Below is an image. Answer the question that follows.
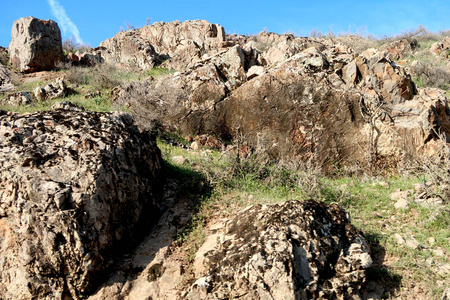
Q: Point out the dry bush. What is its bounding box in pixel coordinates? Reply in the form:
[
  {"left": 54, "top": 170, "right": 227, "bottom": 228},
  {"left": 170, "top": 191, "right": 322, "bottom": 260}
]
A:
[
  {"left": 114, "top": 78, "right": 187, "bottom": 131},
  {"left": 379, "top": 25, "right": 441, "bottom": 44},
  {"left": 64, "top": 64, "right": 130, "bottom": 90},
  {"left": 332, "top": 35, "right": 379, "bottom": 53},
  {"left": 411, "top": 61, "right": 450, "bottom": 90},
  {"left": 62, "top": 37, "right": 91, "bottom": 54},
  {"left": 420, "top": 135, "right": 450, "bottom": 201}
]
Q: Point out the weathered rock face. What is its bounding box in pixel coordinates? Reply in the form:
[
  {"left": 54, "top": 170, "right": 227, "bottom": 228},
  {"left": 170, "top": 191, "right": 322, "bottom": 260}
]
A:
[
  {"left": 0, "top": 47, "right": 8, "bottom": 65},
  {"left": 380, "top": 39, "right": 417, "bottom": 60},
  {"left": 8, "top": 17, "right": 63, "bottom": 73},
  {"left": 208, "top": 69, "right": 363, "bottom": 163},
  {"left": 104, "top": 22, "right": 447, "bottom": 169},
  {"left": 0, "top": 103, "right": 163, "bottom": 299},
  {"left": 99, "top": 20, "right": 226, "bottom": 70},
  {"left": 430, "top": 37, "right": 450, "bottom": 56},
  {"left": 0, "top": 65, "right": 12, "bottom": 93},
  {"left": 123, "top": 41, "right": 431, "bottom": 168},
  {"left": 186, "top": 200, "right": 372, "bottom": 299},
  {"left": 0, "top": 48, "right": 12, "bottom": 92}
]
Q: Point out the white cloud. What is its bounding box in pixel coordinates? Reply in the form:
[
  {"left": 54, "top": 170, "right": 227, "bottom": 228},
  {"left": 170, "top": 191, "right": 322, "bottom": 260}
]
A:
[{"left": 47, "top": 0, "right": 83, "bottom": 44}]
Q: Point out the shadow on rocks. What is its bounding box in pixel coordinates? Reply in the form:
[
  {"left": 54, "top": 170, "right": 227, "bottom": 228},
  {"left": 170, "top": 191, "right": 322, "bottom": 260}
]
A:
[
  {"left": 87, "top": 158, "right": 212, "bottom": 298},
  {"left": 363, "top": 231, "right": 402, "bottom": 299}
]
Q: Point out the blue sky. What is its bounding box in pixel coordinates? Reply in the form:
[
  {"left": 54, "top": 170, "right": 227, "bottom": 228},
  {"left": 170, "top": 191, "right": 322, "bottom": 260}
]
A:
[{"left": 1, "top": 0, "right": 448, "bottom": 48}]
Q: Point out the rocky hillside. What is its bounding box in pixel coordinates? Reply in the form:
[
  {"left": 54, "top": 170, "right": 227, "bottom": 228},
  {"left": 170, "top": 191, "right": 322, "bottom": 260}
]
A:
[
  {"left": 107, "top": 22, "right": 450, "bottom": 171},
  {"left": 0, "top": 17, "right": 449, "bottom": 299}
]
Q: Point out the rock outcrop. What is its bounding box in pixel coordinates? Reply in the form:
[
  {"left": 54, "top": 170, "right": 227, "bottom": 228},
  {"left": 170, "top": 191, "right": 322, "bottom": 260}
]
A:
[
  {"left": 8, "top": 17, "right": 63, "bottom": 72},
  {"left": 98, "top": 20, "right": 226, "bottom": 70},
  {"left": 120, "top": 36, "right": 444, "bottom": 169},
  {"left": 430, "top": 37, "right": 450, "bottom": 56},
  {"left": 0, "top": 103, "right": 163, "bottom": 299},
  {"left": 185, "top": 200, "right": 372, "bottom": 299}
]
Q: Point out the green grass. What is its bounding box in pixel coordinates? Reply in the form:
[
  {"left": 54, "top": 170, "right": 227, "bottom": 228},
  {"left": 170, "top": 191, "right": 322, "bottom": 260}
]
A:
[
  {"left": 145, "top": 67, "right": 175, "bottom": 78},
  {"left": 0, "top": 87, "right": 118, "bottom": 113}
]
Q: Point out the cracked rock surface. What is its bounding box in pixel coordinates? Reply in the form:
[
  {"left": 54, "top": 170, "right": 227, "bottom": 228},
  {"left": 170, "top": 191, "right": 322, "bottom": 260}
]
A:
[
  {"left": 185, "top": 200, "right": 372, "bottom": 300},
  {"left": 0, "top": 102, "right": 162, "bottom": 299}
]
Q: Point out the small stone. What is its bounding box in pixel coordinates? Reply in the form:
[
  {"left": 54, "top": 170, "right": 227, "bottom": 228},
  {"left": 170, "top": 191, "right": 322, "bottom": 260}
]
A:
[
  {"left": 428, "top": 237, "right": 436, "bottom": 245},
  {"left": 425, "top": 257, "right": 434, "bottom": 266},
  {"left": 405, "top": 238, "right": 420, "bottom": 250},
  {"left": 432, "top": 247, "right": 445, "bottom": 257},
  {"left": 191, "top": 141, "right": 200, "bottom": 151},
  {"left": 394, "top": 233, "right": 405, "bottom": 245},
  {"left": 377, "top": 181, "right": 390, "bottom": 188},
  {"left": 394, "top": 198, "right": 409, "bottom": 210},
  {"left": 390, "top": 190, "right": 410, "bottom": 201},
  {"left": 436, "top": 263, "right": 450, "bottom": 276},
  {"left": 172, "top": 155, "right": 187, "bottom": 165}
]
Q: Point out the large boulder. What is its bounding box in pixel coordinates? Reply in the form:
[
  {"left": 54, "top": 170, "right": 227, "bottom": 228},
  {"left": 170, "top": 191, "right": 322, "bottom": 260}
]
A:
[
  {"left": 187, "top": 200, "right": 371, "bottom": 299},
  {"left": 8, "top": 17, "right": 63, "bottom": 72},
  {"left": 0, "top": 103, "right": 163, "bottom": 299}
]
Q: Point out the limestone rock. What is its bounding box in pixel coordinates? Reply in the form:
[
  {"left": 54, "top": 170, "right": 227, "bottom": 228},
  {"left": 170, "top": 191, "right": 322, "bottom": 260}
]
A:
[
  {"left": 282, "top": 47, "right": 329, "bottom": 71},
  {"left": 394, "top": 233, "right": 406, "bottom": 245},
  {"left": 115, "top": 27, "right": 450, "bottom": 169},
  {"left": 394, "top": 198, "right": 410, "bottom": 210},
  {"left": 66, "top": 50, "right": 104, "bottom": 67},
  {"left": 380, "top": 39, "right": 417, "bottom": 60},
  {"left": 99, "top": 20, "right": 226, "bottom": 70},
  {"left": 0, "top": 46, "right": 8, "bottom": 65},
  {"left": 185, "top": 200, "right": 372, "bottom": 299},
  {"left": 246, "top": 65, "right": 266, "bottom": 80},
  {"left": 0, "top": 104, "right": 163, "bottom": 298},
  {"left": 1, "top": 91, "right": 33, "bottom": 106},
  {"left": 0, "top": 65, "right": 14, "bottom": 93},
  {"left": 430, "top": 37, "right": 450, "bottom": 56},
  {"left": 8, "top": 17, "right": 63, "bottom": 72},
  {"left": 252, "top": 31, "right": 325, "bottom": 66},
  {"left": 33, "top": 77, "right": 67, "bottom": 100},
  {"left": 171, "top": 155, "right": 187, "bottom": 165}
]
